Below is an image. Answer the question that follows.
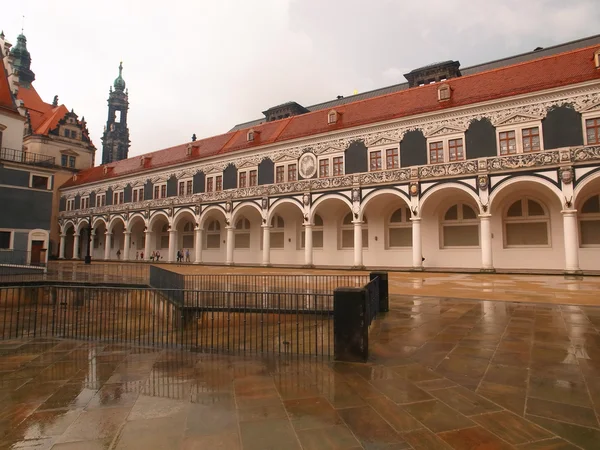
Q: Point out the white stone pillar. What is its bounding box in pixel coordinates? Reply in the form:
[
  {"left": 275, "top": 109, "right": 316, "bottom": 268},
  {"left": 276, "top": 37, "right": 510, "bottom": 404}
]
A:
[
  {"left": 123, "top": 232, "right": 131, "bottom": 261},
  {"left": 353, "top": 220, "right": 363, "bottom": 268},
  {"left": 562, "top": 209, "right": 581, "bottom": 274},
  {"left": 226, "top": 226, "right": 234, "bottom": 265},
  {"left": 411, "top": 217, "right": 423, "bottom": 270},
  {"left": 304, "top": 224, "right": 313, "bottom": 267},
  {"left": 168, "top": 230, "right": 176, "bottom": 263},
  {"left": 262, "top": 225, "right": 271, "bottom": 266},
  {"left": 73, "top": 233, "right": 80, "bottom": 260},
  {"left": 104, "top": 232, "right": 111, "bottom": 260},
  {"left": 194, "top": 227, "right": 203, "bottom": 264},
  {"left": 479, "top": 214, "right": 494, "bottom": 272},
  {"left": 59, "top": 234, "right": 66, "bottom": 259},
  {"left": 144, "top": 230, "right": 152, "bottom": 261}
]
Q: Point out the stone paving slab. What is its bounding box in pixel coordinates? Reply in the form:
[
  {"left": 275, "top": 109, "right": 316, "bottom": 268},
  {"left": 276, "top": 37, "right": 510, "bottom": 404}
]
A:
[{"left": 0, "top": 294, "right": 599, "bottom": 449}]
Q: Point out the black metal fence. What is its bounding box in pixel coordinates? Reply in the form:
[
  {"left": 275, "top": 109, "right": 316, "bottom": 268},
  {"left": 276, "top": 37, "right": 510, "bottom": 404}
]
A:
[
  {"left": 0, "top": 147, "right": 56, "bottom": 167},
  {"left": 0, "top": 285, "right": 334, "bottom": 357}
]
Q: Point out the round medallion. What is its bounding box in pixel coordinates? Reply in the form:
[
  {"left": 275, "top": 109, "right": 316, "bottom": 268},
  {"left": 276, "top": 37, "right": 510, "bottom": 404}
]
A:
[{"left": 299, "top": 153, "right": 317, "bottom": 179}]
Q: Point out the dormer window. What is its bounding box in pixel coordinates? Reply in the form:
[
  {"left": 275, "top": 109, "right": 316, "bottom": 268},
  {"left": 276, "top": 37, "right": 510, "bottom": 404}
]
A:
[
  {"left": 438, "top": 84, "right": 451, "bottom": 101},
  {"left": 103, "top": 166, "right": 108, "bottom": 175},
  {"left": 140, "top": 157, "right": 145, "bottom": 166},
  {"left": 328, "top": 110, "right": 338, "bottom": 124},
  {"left": 247, "top": 130, "right": 255, "bottom": 141},
  {"left": 186, "top": 144, "right": 193, "bottom": 156},
  {"left": 595, "top": 49, "right": 600, "bottom": 68}
]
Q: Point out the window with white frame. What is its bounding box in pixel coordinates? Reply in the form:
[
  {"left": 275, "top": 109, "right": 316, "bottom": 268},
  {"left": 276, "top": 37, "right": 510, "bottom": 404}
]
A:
[
  {"left": 328, "top": 110, "right": 338, "bottom": 124},
  {"left": 178, "top": 178, "right": 193, "bottom": 196},
  {"left": 583, "top": 115, "right": 600, "bottom": 145},
  {"left": 205, "top": 220, "right": 221, "bottom": 249},
  {"left": 81, "top": 196, "right": 90, "bottom": 210},
  {"left": 66, "top": 198, "right": 75, "bottom": 211},
  {"left": 113, "top": 190, "right": 124, "bottom": 205},
  {"left": 340, "top": 213, "right": 368, "bottom": 249},
  {"left": 238, "top": 167, "right": 258, "bottom": 188},
  {"left": 206, "top": 174, "right": 223, "bottom": 192},
  {"left": 441, "top": 203, "right": 479, "bottom": 248},
  {"left": 427, "top": 134, "right": 465, "bottom": 164},
  {"left": 0, "top": 230, "right": 14, "bottom": 249},
  {"left": 300, "top": 214, "right": 324, "bottom": 249},
  {"left": 96, "top": 193, "right": 106, "bottom": 207},
  {"left": 274, "top": 163, "right": 296, "bottom": 183},
  {"left": 318, "top": 154, "right": 344, "bottom": 178},
  {"left": 132, "top": 187, "right": 144, "bottom": 203},
  {"left": 153, "top": 183, "right": 167, "bottom": 199},
  {"left": 503, "top": 197, "right": 550, "bottom": 247},
  {"left": 579, "top": 194, "right": 600, "bottom": 246},
  {"left": 388, "top": 207, "right": 412, "bottom": 248},
  {"left": 368, "top": 146, "right": 400, "bottom": 171},
  {"left": 30, "top": 173, "right": 50, "bottom": 190},
  {"left": 497, "top": 122, "right": 543, "bottom": 156},
  {"left": 234, "top": 216, "right": 251, "bottom": 249},
  {"left": 270, "top": 215, "right": 285, "bottom": 248}
]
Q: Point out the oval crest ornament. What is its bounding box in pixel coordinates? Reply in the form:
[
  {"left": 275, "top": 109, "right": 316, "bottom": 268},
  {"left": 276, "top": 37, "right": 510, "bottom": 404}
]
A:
[{"left": 299, "top": 152, "right": 317, "bottom": 179}]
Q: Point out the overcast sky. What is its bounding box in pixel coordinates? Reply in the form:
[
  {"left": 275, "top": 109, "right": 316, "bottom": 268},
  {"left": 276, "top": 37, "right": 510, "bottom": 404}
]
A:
[{"left": 4, "top": 0, "right": 600, "bottom": 165}]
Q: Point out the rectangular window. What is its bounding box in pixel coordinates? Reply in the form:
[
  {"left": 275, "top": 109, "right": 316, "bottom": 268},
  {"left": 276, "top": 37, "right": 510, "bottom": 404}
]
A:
[
  {"left": 69, "top": 156, "right": 76, "bottom": 168},
  {"left": 0, "top": 231, "right": 11, "bottom": 249},
  {"left": 499, "top": 131, "right": 517, "bottom": 155},
  {"left": 448, "top": 138, "right": 464, "bottom": 161},
  {"left": 31, "top": 175, "right": 49, "bottom": 189},
  {"left": 66, "top": 199, "right": 74, "bottom": 211},
  {"left": 81, "top": 197, "right": 89, "bottom": 209},
  {"left": 64, "top": 129, "right": 70, "bottom": 137},
  {"left": 249, "top": 170, "right": 257, "bottom": 186},
  {"left": 133, "top": 189, "right": 138, "bottom": 203},
  {"left": 288, "top": 164, "right": 297, "bottom": 182},
  {"left": 239, "top": 171, "right": 247, "bottom": 188},
  {"left": 154, "top": 185, "right": 160, "bottom": 198},
  {"left": 276, "top": 166, "right": 285, "bottom": 183},
  {"left": 153, "top": 184, "right": 167, "bottom": 199},
  {"left": 132, "top": 187, "right": 143, "bottom": 203},
  {"left": 386, "top": 149, "right": 399, "bottom": 169},
  {"left": 319, "top": 159, "right": 329, "bottom": 178},
  {"left": 429, "top": 141, "right": 444, "bottom": 163},
  {"left": 178, "top": 181, "right": 185, "bottom": 196},
  {"left": 61, "top": 155, "right": 68, "bottom": 167},
  {"left": 96, "top": 194, "right": 105, "bottom": 207},
  {"left": 113, "top": 191, "right": 124, "bottom": 205},
  {"left": 370, "top": 150, "right": 382, "bottom": 171},
  {"left": 207, "top": 177, "right": 213, "bottom": 192},
  {"left": 215, "top": 175, "right": 222, "bottom": 191},
  {"left": 522, "top": 127, "right": 540, "bottom": 153},
  {"left": 333, "top": 156, "right": 344, "bottom": 176},
  {"left": 586, "top": 118, "right": 600, "bottom": 144},
  {"left": 160, "top": 185, "right": 166, "bottom": 198},
  {"left": 186, "top": 180, "right": 192, "bottom": 195}
]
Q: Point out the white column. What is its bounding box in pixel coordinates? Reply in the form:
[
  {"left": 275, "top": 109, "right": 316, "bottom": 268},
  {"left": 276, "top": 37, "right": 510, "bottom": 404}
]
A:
[
  {"left": 123, "top": 232, "right": 131, "bottom": 261},
  {"left": 73, "top": 233, "right": 80, "bottom": 260},
  {"left": 562, "top": 209, "right": 581, "bottom": 274},
  {"left": 353, "top": 221, "right": 363, "bottom": 268},
  {"left": 411, "top": 217, "right": 423, "bottom": 270},
  {"left": 262, "top": 225, "right": 271, "bottom": 266},
  {"left": 304, "top": 224, "right": 313, "bottom": 267},
  {"left": 144, "top": 230, "right": 152, "bottom": 260},
  {"left": 104, "top": 232, "right": 111, "bottom": 260},
  {"left": 479, "top": 214, "right": 494, "bottom": 272},
  {"left": 168, "top": 230, "right": 176, "bottom": 263},
  {"left": 59, "top": 234, "right": 66, "bottom": 259},
  {"left": 194, "top": 227, "right": 203, "bottom": 264},
  {"left": 225, "top": 226, "right": 234, "bottom": 265}
]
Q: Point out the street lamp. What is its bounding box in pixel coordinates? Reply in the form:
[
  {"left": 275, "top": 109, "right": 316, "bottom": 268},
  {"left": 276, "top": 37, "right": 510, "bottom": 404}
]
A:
[{"left": 84, "top": 215, "right": 92, "bottom": 264}]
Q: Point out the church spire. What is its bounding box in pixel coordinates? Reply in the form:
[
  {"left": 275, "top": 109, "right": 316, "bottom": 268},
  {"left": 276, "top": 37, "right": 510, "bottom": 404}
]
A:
[
  {"left": 10, "top": 33, "right": 35, "bottom": 88},
  {"left": 101, "top": 62, "right": 130, "bottom": 164},
  {"left": 113, "top": 61, "right": 126, "bottom": 91}
]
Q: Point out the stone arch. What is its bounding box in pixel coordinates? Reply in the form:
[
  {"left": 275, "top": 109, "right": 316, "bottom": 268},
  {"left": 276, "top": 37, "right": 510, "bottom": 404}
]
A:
[
  {"left": 76, "top": 219, "right": 90, "bottom": 234},
  {"left": 231, "top": 201, "right": 262, "bottom": 225},
  {"left": 92, "top": 216, "right": 108, "bottom": 229},
  {"left": 199, "top": 205, "right": 227, "bottom": 229},
  {"left": 148, "top": 211, "right": 171, "bottom": 230},
  {"left": 359, "top": 188, "right": 410, "bottom": 221},
  {"left": 173, "top": 208, "right": 196, "bottom": 229},
  {"left": 107, "top": 215, "right": 127, "bottom": 233},
  {"left": 420, "top": 182, "right": 480, "bottom": 214},
  {"left": 61, "top": 220, "right": 76, "bottom": 234},
  {"left": 126, "top": 213, "right": 146, "bottom": 232},
  {"left": 309, "top": 193, "right": 352, "bottom": 222},
  {"left": 574, "top": 169, "right": 600, "bottom": 207},
  {"left": 267, "top": 198, "right": 304, "bottom": 224},
  {"left": 489, "top": 176, "right": 563, "bottom": 210}
]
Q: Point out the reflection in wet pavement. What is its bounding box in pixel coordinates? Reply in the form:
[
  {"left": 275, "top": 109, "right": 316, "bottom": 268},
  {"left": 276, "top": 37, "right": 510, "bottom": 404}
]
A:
[{"left": 0, "top": 294, "right": 599, "bottom": 449}]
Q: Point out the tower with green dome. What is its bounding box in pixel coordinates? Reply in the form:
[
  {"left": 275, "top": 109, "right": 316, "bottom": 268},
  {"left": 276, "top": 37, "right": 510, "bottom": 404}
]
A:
[{"left": 101, "top": 62, "right": 130, "bottom": 164}]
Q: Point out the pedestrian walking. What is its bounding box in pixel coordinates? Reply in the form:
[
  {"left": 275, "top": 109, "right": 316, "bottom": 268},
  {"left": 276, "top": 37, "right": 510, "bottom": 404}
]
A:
[{"left": 185, "top": 249, "right": 190, "bottom": 262}]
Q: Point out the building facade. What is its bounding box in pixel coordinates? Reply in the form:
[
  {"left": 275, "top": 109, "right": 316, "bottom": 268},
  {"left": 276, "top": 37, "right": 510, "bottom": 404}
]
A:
[
  {"left": 58, "top": 37, "right": 600, "bottom": 273},
  {"left": 101, "top": 62, "right": 130, "bottom": 164},
  {"left": 0, "top": 32, "right": 96, "bottom": 257},
  {"left": 0, "top": 43, "right": 52, "bottom": 265}
]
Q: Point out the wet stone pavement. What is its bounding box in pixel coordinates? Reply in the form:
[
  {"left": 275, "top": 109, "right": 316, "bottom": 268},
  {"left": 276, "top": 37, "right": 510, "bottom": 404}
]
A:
[{"left": 1, "top": 295, "right": 600, "bottom": 449}]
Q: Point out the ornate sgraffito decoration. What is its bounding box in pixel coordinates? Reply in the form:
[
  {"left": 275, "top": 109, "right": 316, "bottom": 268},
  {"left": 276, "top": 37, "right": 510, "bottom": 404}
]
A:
[
  {"left": 419, "top": 161, "right": 478, "bottom": 179},
  {"left": 302, "top": 193, "right": 310, "bottom": 207},
  {"left": 225, "top": 200, "right": 232, "bottom": 213},
  {"left": 572, "top": 145, "right": 600, "bottom": 162},
  {"left": 299, "top": 152, "right": 317, "bottom": 179},
  {"left": 409, "top": 183, "right": 419, "bottom": 197},
  {"left": 560, "top": 166, "right": 574, "bottom": 184},
  {"left": 478, "top": 175, "right": 489, "bottom": 191},
  {"left": 487, "top": 151, "right": 560, "bottom": 172},
  {"left": 261, "top": 197, "right": 269, "bottom": 210}
]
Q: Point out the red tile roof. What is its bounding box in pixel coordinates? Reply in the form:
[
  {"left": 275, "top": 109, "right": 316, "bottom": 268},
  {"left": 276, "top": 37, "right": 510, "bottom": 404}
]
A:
[
  {"left": 62, "top": 44, "right": 600, "bottom": 189},
  {"left": 16, "top": 86, "right": 68, "bottom": 134},
  {"left": 0, "top": 52, "right": 20, "bottom": 116}
]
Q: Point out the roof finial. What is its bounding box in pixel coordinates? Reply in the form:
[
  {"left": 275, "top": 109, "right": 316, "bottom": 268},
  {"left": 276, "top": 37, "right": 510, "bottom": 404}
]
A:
[{"left": 21, "top": 15, "right": 25, "bottom": 34}]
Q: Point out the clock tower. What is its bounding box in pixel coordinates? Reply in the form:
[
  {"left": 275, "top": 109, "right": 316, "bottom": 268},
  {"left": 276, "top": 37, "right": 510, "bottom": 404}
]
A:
[{"left": 101, "top": 62, "right": 130, "bottom": 164}]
